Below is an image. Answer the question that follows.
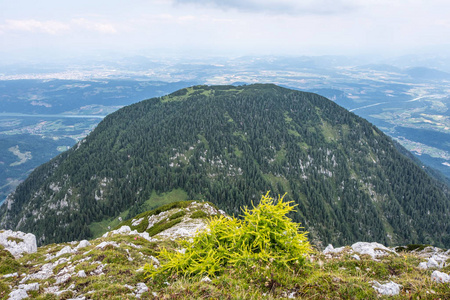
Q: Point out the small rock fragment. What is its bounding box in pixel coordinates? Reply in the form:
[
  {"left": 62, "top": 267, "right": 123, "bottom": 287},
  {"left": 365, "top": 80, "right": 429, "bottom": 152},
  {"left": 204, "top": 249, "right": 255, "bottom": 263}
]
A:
[
  {"left": 201, "top": 276, "right": 212, "bottom": 283},
  {"left": 372, "top": 281, "right": 401, "bottom": 296},
  {"left": 77, "top": 270, "right": 87, "bottom": 278}
]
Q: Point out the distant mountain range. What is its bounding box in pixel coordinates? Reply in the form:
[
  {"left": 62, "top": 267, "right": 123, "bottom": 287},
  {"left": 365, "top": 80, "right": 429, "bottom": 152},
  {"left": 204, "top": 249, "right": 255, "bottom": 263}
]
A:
[{"left": 1, "top": 84, "right": 449, "bottom": 248}]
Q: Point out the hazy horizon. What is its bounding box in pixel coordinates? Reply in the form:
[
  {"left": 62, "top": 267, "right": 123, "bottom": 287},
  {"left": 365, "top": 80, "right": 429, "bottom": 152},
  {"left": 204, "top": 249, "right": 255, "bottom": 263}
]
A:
[{"left": 1, "top": 0, "right": 450, "bottom": 63}]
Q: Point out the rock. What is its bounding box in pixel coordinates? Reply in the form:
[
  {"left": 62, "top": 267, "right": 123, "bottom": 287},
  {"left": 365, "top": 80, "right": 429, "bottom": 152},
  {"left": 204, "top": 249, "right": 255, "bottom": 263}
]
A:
[
  {"left": 431, "top": 270, "right": 450, "bottom": 283},
  {"left": 55, "top": 273, "right": 71, "bottom": 285},
  {"left": 201, "top": 276, "right": 212, "bottom": 283},
  {"left": 116, "top": 226, "right": 130, "bottom": 234},
  {"left": 77, "top": 270, "right": 87, "bottom": 278},
  {"left": 135, "top": 282, "right": 149, "bottom": 298},
  {"left": 0, "top": 230, "right": 37, "bottom": 257},
  {"left": 149, "top": 255, "right": 160, "bottom": 266},
  {"left": 55, "top": 245, "right": 73, "bottom": 258},
  {"left": 372, "top": 281, "right": 401, "bottom": 296},
  {"left": 426, "top": 257, "right": 439, "bottom": 269},
  {"left": 132, "top": 217, "right": 144, "bottom": 226},
  {"left": 8, "top": 289, "right": 29, "bottom": 300},
  {"left": 418, "top": 255, "right": 448, "bottom": 269},
  {"left": 17, "top": 282, "right": 39, "bottom": 291},
  {"left": 21, "top": 262, "right": 54, "bottom": 282},
  {"left": 352, "top": 254, "right": 361, "bottom": 261},
  {"left": 323, "top": 244, "right": 346, "bottom": 254},
  {"left": 3, "top": 272, "right": 18, "bottom": 278},
  {"left": 96, "top": 241, "right": 119, "bottom": 249},
  {"left": 75, "top": 240, "right": 91, "bottom": 249},
  {"left": 352, "top": 242, "right": 395, "bottom": 259}
]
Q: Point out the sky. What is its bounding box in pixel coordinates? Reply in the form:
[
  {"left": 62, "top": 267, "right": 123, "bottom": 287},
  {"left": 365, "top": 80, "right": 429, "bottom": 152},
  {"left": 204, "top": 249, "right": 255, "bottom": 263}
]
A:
[{"left": 1, "top": 0, "right": 450, "bottom": 61}]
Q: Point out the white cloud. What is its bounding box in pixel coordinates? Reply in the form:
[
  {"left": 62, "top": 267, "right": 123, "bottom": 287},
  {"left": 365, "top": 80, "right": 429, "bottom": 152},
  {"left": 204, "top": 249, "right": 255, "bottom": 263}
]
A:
[
  {"left": 173, "top": 0, "right": 359, "bottom": 15},
  {"left": 71, "top": 19, "right": 118, "bottom": 34},
  {"left": 0, "top": 18, "right": 118, "bottom": 35},
  {"left": 0, "top": 19, "right": 70, "bottom": 35}
]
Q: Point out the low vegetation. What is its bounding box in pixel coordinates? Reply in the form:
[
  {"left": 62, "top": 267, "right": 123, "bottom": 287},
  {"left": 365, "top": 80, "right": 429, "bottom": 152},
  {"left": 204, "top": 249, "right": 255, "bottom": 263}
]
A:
[
  {"left": 144, "top": 192, "right": 311, "bottom": 278},
  {"left": 1, "top": 196, "right": 450, "bottom": 299}
]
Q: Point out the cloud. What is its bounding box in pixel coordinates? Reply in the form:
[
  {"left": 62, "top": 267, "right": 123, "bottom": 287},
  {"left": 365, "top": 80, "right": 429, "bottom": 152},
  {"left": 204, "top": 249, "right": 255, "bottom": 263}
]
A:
[
  {"left": 0, "top": 18, "right": 118, "bottom": 35},
  {"left": 0, "top": 19, "right": 70, "bottom": 35},
  {"left": 173, "top": 0, "right": 358, "bottom": 15},
  {"left": 71, "top": 19, "right": 117, "bottom": 34}
]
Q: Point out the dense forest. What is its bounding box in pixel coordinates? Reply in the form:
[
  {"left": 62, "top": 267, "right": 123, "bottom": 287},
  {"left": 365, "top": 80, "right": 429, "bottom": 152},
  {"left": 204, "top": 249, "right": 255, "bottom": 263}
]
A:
[{"left": 1, "top": 84, "right": 449, "bottom": 247}]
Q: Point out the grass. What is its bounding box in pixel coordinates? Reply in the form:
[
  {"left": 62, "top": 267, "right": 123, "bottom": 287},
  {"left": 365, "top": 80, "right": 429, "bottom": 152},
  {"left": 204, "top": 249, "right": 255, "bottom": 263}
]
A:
[
  {"left": 6, "top": 236, "right": 23, "bottom": 243},
  {"left": 2, "top": 232, "right": 450, "bottom": 299},
  {"left": 2, "top": 200, "right": 450, "bottom": 300},
  {"left": 89, "top": 189, "right": 189, "bottom": 238}
]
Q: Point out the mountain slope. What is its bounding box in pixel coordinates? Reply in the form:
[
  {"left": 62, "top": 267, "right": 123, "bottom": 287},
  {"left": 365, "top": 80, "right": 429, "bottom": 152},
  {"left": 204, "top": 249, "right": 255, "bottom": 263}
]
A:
[{"left": 1, "top": 84, "right": 449, "bottom": 247}]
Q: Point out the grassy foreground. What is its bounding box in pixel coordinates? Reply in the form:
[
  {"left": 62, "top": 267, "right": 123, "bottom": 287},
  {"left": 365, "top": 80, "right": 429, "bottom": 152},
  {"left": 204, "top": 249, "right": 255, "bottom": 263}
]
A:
[
  {"left": 2, "top": 239, "right": 450, "bottom": 299},
  {"left": 1, "top": 195, "right": 449, "bottom": 299}
]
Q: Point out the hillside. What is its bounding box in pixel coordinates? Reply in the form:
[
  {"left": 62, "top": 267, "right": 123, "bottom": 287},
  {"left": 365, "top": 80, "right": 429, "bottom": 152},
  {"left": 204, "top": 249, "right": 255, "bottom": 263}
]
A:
[
  {"left": 1, "top": 202, "right": 450, "bottom": 299},
  {"left": 1, "top": 84, "right": 450, "bottom": 247}
]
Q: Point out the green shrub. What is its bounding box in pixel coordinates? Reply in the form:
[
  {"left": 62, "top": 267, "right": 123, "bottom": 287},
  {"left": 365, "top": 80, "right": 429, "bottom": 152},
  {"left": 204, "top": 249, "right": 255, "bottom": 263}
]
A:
[
  {"left": 144, "top": 192, "right": 311, "bottom": 277},
  {"left": 190, "top": 210, "right": 208, "bottom": 219},
  {"left": 147, "top": 218, "right": 183, "bottom": 237},
  {"left": 169, "top": 210, "right": 186, "bottom": 220}
]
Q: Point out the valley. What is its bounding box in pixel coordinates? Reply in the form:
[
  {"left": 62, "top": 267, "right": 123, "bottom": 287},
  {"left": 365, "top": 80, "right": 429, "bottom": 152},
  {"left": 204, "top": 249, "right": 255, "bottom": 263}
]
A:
[{"left": 1, "top": 56, "right": 449, "bottom": 206}]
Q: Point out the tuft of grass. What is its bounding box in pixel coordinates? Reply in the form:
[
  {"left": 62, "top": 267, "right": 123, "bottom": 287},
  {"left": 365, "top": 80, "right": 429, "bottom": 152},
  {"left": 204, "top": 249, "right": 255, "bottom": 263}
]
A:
[
  {"left": 6, "top": 236, "right": 24, "bottom": 243},
  {"left": 0, "top": 246, "right": 21, "bottom": 275}
]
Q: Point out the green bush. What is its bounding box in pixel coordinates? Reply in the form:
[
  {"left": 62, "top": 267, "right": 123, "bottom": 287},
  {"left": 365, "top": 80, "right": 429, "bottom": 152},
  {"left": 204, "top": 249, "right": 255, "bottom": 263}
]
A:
[
  {"left": 190, "top": 210, "right": 208, "bottom": 219},
  {"left": 144, "top": 192, "right": 311, "bottom": 277}
]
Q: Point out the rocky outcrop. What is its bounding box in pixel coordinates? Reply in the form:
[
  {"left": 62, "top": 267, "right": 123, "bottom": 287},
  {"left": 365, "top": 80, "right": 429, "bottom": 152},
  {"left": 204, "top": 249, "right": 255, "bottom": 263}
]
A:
[
  {"left": 351, "top": 242, "right": 397, "bottom": 259},
  {"left": 0, "top": 229, "right": 36, "bottom": 257}
]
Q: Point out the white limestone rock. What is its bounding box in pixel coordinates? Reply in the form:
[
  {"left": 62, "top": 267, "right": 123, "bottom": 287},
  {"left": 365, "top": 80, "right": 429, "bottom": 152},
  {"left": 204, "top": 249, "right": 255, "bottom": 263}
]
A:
[
  {"left": 426, "top": 257, "right": 440, "bottom": 269},
  {"left": 135, "top": 282, "right": 149, "bottom": 298},
  {"left": 21, "top": 262, "right": 54, "bottom": 282},
  {"left": 55, "top": 273, "right": 71, "bottom": 285},
  {"left": 96, "top": 241, "right": 119, "bottom": 249},
  {"left": 77, "top": 270, "right": 87, "bottom": 278},
  {"left": 8, "top": 289, "right": 29, "bottom": 300},
  {"left": 323, "top": 244, "right": 346, "bottom": 254},
  {"left": 0, "top": 230, "right": 37, "bottom": 257},
  {"left": 55, "top": 245, "right": 73, "bottom": 258},
  {"left": 75, "top": 240, "right": 91, "bottom": 249},
  {"left": 3, "top": 272, "right": 18, "bottom": 278},
  {"left": 351, "top": 242, "right": 396, "bottom": 259},
  {"left": 431, "top": 270, "right": 450, "bottom": 283},
  {"left": 17, "top": 282, "right": 39, "bottom": 291},
  {"left": 418, "top": 255, "right": 448, "bottom": 269},
  {"left": 372, "top": 281, "right": 401, "bottom": 296}
]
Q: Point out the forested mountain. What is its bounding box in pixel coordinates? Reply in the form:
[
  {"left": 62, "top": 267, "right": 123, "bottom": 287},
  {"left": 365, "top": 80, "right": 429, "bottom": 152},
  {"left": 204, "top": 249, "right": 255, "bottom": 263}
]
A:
[{"left": 1, "top": 84, "right": 449, "bottom": 247}]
